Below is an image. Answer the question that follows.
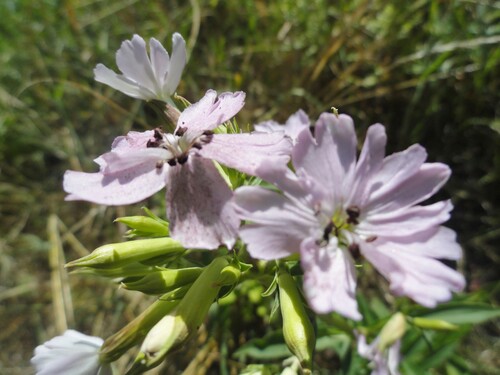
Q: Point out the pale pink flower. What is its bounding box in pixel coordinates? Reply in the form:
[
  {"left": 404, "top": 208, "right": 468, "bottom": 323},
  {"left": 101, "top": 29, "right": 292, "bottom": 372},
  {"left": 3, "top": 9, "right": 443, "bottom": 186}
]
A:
[
  {"left": 94, "top": 33, "right": 186, "bottom": 102},
  {"left": 64, "top": 90, "right": 291, "bottom": 249},
  {"left": 254, "top": 109, "right": 310, "bottom": 145},
  {"left": 357, "top": 334, "right": 401, "bottom": 375},
  {"left": 31, "top": 330, "right": 111, "bottom": 375},
  {"left": 234, "top": 112, "right": 465, "bottom": 319}
]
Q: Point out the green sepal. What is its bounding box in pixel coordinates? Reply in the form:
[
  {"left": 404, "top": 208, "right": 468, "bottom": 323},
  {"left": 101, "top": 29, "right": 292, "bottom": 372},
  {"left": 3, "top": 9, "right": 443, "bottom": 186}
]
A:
[{"left": 121, "top": 267, "right": 203, "bottom": 295}]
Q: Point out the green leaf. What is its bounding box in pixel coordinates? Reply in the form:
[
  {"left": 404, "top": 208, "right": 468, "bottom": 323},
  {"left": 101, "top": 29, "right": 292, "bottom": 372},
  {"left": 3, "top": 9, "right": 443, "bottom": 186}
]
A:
[{"left": 418, "top": 303, "right": 500, "bottom": 324}]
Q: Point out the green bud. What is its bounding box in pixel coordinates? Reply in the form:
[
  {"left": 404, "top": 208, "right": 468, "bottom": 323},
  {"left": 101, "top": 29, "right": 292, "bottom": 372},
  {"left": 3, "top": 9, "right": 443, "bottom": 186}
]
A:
[
  {"left": 278, "top": 269, "right": 315, "bottom": 373},
  {"left": 115, "top": 216, "right": 169, "bottom": 238},
  {"left": 65, "top": 238, "right": 184, "bottom": 269},
  {"left": 126, "top": 257, "right": 230, "bottom": 374},
  {"left": 411, "top": 317, "right": 458, "bottom": 331},
  {"left": 99, "top": 291, "right": 181, "bottom": 363},
  {"left": 377, "top": 313, "right": 406, "bottom": 351},
  {"left": 70, "top": 263, "right": 157, "bottom": 279},
  {"left": 121, "top": 267, "right": 203, "bottom": 295}
]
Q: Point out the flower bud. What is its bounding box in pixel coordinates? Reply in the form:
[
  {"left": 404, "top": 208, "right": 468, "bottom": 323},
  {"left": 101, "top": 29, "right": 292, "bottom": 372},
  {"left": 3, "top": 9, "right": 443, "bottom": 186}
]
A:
[
  {"left": 126, "top": 257, "right": 231, "bottom": 374},
  {"left": 411, "top": 317, "right": 458, "bottom": 331},
  {"left": 65, "top": 238, "right": 184, "bottom": 269},
  {"left": 121, "top": 267, "right": 203, "bottom": 295},
  {"left": 99, "top": 293, "right": 181, "bottom": 363},
  {"left": 115, "top": 215, "right": 169, "bottom": 238},
  {"left": 377, "top": 313, "right": 406, "bottom": 352},
  {"left": 70, "top": 262, "right": 157, "bottom": 279},
  {"left": 278, "top": 269, "right": 315, "bottom": 373}
]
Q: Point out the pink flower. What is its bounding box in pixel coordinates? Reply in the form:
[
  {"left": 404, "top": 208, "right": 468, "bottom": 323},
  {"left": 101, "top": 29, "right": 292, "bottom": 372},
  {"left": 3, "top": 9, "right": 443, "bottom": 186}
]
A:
[
  {"left": 64, "top": 90, "right": 291, "bottom": 249},
  {"left": 94, "top": 33, "right": 186, "bottom": 102},
  {"left": 31, "top": 330, "right": 111, "bottom": 375},
  {"left": 234, "top": 112, "right": 465, "bottom": 319}
]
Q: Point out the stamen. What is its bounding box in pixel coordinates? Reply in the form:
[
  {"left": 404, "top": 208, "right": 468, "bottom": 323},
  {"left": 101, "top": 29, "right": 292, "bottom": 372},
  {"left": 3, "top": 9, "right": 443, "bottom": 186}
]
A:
[
  {"left": 175, "top": 126, "right": 187, "bottom": 136},
  {"left": 167, "top": 159, "right": 177, "bottom": 166},
  {"left": 177, "top": 153, "right": 189, "bottom": 165},
  {"left": 147, "top": 140, "right": 160, "bottom": 148},
  {"left": 365, "top": 236, "right": 377, "bottom": 243},
  {"left": 192, "top": 142, "right": 202, "bottom": 150},
  {"left": 153, "top": 128, "right": 163, "bottom": 140},
  {"left": 155, "top": 161, "right": 164, "bottom": 169},
  {"left": 346, "top": 206, "right": 360, "bottom": 225},
  {"left": 322, "top": 221, "right": 335, "bottom": 242},
  {"left": 348, "top": 243, "right": 361, "bottom": 260}
]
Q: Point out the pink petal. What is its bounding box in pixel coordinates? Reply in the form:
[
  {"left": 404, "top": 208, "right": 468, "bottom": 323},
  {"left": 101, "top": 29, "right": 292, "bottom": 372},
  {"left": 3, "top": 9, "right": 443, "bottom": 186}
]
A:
[
  {"left": 293, "top": 113, "right": 358, "bottom": 204},
  {"left": 234, "top": 186, "right": 317, "bottom": 259},
  {"left": 346, "top": 124, "right": 387, "bottom": 207},
  {"left": 367, "top": 162, "right": 450, "bottom": 213},
  {"left": 100, "top": 148, "right": 170, "bottom": 174},
  {"left": 300, "top": 238, "right": 361, "bottom": 320},
  {"left": 116, "top": 35, "right": 157, "bottom": 93},
  {"left": 196, "top": 132, "right": 291, "bottom": 176},
  {"left": 110, "top": 130, "right": 155, "bottom": 151},
  {"left": 361, "top": 240, "right": 465, "bottom": 307},
  {"left": 358, "top": 200, "right": 453, "bottom": 237},
  {"left": 166, "top": 157, "right": 239, "bottom": 249},
  {"left": 377, "top": 226, "right": 462, "bottom": 261},
  {"left": 176, "top": 90, "right": 245, "bottom": 136},
  {"left": 63, "top": 161, "right": 167, "bottom": 205},
  {"left": 254, "top": 109, "right": 310, "bottom": 144}
]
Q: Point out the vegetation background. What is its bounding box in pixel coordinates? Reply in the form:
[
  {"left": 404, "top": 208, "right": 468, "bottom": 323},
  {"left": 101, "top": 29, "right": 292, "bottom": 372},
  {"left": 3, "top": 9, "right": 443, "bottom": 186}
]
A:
[{"left": 0, "top": 0, "right": 499, "bottom": 374}]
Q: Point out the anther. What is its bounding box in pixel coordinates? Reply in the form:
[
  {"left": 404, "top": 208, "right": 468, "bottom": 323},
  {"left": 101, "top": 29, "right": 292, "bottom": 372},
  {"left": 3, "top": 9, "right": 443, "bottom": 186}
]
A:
[
  {"left": 365, "top": 236, "right": 377, "bottom": 243},
  {"left": 346, "top": 206, "right": 360, "bottom": 225},
  {"left": 322, "top": 221, "right": 335, "bottom": 242},
  {"left": 348, "top": 243, "right": 361, "bottom": 260},
  {"left": 153, "top": 128, "right": 163, "bottom": 141},
  {"left": 167, "top": 159, "right": 177, "bottom": 166},
  {"left": 175, "top": 126, "right": 187, "bottom": 137},
  {"left": 177, "top": 153, "right": 189, "bottom": 165}
]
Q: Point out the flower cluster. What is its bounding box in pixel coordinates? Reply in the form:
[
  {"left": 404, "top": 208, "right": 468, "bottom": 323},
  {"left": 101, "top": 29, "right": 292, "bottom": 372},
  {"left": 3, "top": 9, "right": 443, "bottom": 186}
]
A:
[{"left": 33, "top": 33, "right": 465, "bottom": 375}]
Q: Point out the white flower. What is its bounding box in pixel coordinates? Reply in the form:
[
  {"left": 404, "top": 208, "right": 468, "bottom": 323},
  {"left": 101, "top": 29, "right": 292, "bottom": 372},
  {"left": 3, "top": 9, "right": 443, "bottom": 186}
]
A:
[
  {"left": 31, "top": 330, "right": 111, "bottom": 375},
  {"left": 94, "top": 33, "right": 186, "bottom": 102},
  {"left": 358, "top": 334, "right": 401, "bottom": 375}
]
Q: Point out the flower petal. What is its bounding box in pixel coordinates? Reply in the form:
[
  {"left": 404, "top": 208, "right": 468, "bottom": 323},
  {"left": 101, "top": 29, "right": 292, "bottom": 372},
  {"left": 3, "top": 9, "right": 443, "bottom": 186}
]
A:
[
  {"left": 254, "top": 109, "right": 310, "bottom": 144},
  {"left": 163, "top": 32, "right": 187, "bottom": 96},
  {"left": 115, "top": 34, "right": 157, "bottom": 93},
  {"left": 196, "top": 132, "right": 291, "bottom": 176},
  {"left": 31, "top": 330, "right": 105, "bottom": 375},
  {"left": 149, "top": 37, "right": 170, "bottom": 88},
  {"left": 63, "top": 161, "right": 167, "bottom": 205},
  {"left": 300, "top": 238, "right": 361, "bottom": 319},
  {"left": 293, "top": 113, "right": 357, "bottom": 203},
  {"left": 94, "top": 64, "right": 154, "bottom": 100},
  {"left": 358, "top": 200, "right": 453, "bottom": 237},
  {"left": 166, "top": 157, "right": 238, "bottom": 249},
  {"left": 368, "top": 162, "right": 450, "bottom": 213},
  {"left": 234, "top": 186, "right": 316, "bottom": 259},
  {"left": 177, "top": 90, "right": 245, "bottom": 136},
  {"left": 346, "top": 123, "right": 387, "bottom": 207},
  {"left": 361, "top": 240, "right": 465, "bottom": 307}
]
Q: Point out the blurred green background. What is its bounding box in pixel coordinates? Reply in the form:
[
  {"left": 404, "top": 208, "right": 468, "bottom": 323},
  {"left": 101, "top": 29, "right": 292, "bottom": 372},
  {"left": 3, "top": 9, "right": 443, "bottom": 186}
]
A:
[{"left": 0, "top": 0, "right": 499, "bottom": 374}]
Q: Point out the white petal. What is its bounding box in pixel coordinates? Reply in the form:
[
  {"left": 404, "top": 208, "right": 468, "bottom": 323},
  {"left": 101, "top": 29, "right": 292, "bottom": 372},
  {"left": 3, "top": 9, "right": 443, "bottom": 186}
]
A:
[
  {"left": 163, "top": 32, "right": 187, "bottom": 96},
  {"left": 115, "top": 34, "right": 157, "bottom": 93}
]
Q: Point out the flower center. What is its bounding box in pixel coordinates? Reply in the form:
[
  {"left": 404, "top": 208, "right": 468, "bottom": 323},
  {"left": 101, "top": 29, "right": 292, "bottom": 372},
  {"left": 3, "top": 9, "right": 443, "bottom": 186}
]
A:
[
  {"left": 319, "top": 205, "right": 370, "bottom": 260},
  {"left": 146, "top": 127, "right": 214, "bottom": 167}
]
